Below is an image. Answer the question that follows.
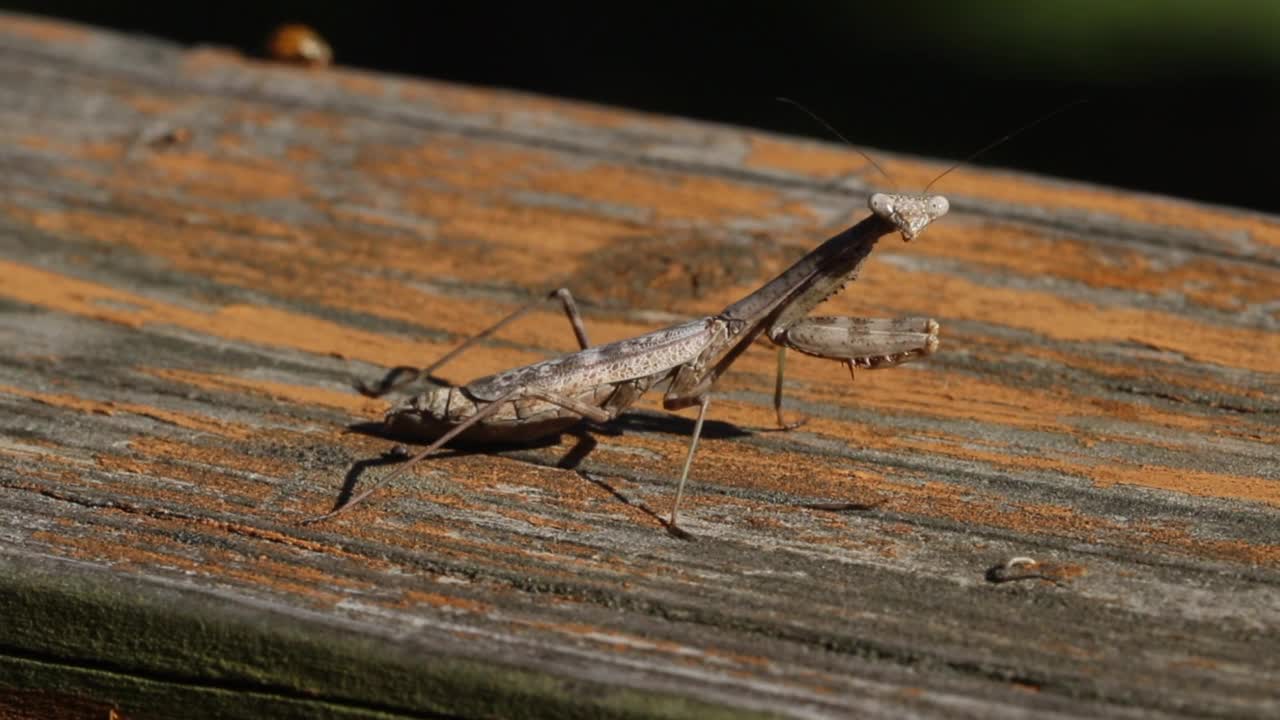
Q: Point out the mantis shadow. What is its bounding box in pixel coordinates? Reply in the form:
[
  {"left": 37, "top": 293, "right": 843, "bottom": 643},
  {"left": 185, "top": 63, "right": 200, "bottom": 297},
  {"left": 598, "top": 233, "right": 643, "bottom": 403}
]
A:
[
  {"left": 579, "top": 470, "right": 693, "bottom": 540},
  {"left": 603, "top": 410, "right": 748, "bottom": 441},
  {"left": 337, "top": 412, "right": 745, "bottom": 537},
  {"left": 334, "top": 420, "right": 573, "bottom": 512}
]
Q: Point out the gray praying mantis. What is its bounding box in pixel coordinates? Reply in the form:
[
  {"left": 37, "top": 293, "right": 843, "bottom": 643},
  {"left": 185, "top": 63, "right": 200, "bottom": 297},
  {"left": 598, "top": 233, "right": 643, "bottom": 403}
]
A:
[{"left": 305, "top": 189, "right": 949, "bottom": 536}]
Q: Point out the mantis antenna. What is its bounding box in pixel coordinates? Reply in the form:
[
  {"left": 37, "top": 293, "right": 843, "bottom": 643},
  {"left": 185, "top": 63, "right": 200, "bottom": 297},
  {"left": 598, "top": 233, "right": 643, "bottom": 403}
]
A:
[
  {"left": 775, "top": 96, "right": 896, "bottom": 188},
  {"left": 924, "top": 99, "right": 1088, "bottom": 192},
  {"left": 777, "top": 96, "right": 1087, "bottom": 193}
]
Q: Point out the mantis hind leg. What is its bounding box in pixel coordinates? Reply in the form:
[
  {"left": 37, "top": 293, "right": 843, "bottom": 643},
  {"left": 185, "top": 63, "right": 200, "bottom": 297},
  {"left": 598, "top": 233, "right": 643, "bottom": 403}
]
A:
[
  {"left": 355, "top": 288, "right": 592, "bottom": 398},
  {"left": 305, "top": 386, "right": 523, "bottom": 522},
  {"left": 308, "top": 385, "right": 611, "bottom": 523}
]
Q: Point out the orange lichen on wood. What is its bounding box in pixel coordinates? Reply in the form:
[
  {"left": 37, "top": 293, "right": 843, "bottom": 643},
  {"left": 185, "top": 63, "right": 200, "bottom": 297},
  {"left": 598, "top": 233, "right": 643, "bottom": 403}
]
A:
[
  {"left": 524, "top": 163, "right": 806, "bottom": 225},
  {"left": 142, "top": 151, "right": 305, "bottom": 201},
  {"left": 923, "top": 223, "right": 1280, "bottom": 311},
  {"left": 92, "top": 451, "right": 277, "bottom": 506},
  {"left": 1, "top": 383, "right": 256, "bottom": 440},
  {"left": 397, "top": 590, "right": 493, "bottom": 615},
  {"left": 858, "top": 265, "right": 1276, "bottom": 373},
  {"left": 145, "top": 368, "right": 382, "bottom": 417},
  {"left": 745, "top": 134, "right": 878, "bottom": 180},
  {"left": 1090, "top": 464, "right": 1280, "bottom": 507},
  {"left": 0, "top": 259, "right": 469, "bottom": 368},
  {"left": 411, "top": 77, "right": 681, "bottom": 133}
]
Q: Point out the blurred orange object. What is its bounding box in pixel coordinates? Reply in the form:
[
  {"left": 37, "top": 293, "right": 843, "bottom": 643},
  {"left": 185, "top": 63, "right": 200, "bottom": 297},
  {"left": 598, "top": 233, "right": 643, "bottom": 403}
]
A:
[{"left": 266, "top": 24, "right": 332, "bottom": 67}]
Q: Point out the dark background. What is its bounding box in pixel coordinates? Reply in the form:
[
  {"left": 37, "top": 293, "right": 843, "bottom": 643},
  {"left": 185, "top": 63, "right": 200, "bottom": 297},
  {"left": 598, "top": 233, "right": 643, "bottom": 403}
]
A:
[{"left": 8, "top": 1, "right": 1280, "bottom": 214}]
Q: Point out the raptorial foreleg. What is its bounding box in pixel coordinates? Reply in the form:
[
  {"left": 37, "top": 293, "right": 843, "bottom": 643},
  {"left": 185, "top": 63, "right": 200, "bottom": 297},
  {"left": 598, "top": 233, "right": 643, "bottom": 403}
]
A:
[{"left": 769, "top": 316, "right": 940, "bottom": 428}]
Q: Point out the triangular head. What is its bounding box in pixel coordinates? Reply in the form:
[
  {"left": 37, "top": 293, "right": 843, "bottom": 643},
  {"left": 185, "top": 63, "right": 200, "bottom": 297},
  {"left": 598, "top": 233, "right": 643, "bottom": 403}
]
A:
[{"left": 868, "top": 193, "right": 950, "bottom": 241}]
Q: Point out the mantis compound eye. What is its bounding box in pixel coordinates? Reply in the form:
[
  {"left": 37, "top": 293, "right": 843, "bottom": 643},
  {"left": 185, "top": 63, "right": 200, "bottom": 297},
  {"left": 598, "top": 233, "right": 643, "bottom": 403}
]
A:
[{"left": 868, "top": 193, "right": 892, "bottom": 216}]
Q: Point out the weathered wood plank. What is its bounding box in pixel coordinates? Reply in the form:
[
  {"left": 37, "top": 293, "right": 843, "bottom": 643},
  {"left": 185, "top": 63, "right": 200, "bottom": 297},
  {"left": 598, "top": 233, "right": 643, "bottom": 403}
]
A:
[{"left": 0, "top": 12, "right": 1276, "bottom": 719}]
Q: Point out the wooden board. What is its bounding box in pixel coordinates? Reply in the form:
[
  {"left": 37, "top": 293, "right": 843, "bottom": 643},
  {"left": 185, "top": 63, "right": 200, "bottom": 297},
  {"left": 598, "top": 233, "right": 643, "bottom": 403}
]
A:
[{"left": 1, "top": 12, "right": 1277, "bottom": 719}]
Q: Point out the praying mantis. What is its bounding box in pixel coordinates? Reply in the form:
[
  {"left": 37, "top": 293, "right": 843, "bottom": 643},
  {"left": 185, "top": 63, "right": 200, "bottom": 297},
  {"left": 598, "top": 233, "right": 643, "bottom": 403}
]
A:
[{"left": 307, "top": 191, "right": 949, "bottom": 536}]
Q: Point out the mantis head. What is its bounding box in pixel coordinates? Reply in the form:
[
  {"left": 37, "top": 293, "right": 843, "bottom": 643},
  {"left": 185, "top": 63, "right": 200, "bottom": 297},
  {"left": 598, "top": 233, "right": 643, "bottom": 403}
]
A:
[{"left": 868, "top": 193, "right": 949, "bottom": 242}]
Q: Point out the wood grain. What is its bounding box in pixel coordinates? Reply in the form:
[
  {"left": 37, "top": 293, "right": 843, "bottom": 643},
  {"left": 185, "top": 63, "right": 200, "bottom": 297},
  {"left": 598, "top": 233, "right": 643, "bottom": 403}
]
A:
[{"left": 0, "top": 12, "right": 1276, "bottom": 719}]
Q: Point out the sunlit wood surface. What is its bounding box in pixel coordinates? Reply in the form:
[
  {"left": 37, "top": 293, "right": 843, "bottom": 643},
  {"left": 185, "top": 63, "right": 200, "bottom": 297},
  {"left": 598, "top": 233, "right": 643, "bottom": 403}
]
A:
[{"left": 1, "top": 12, "right": 1277, "bottom": 719}]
